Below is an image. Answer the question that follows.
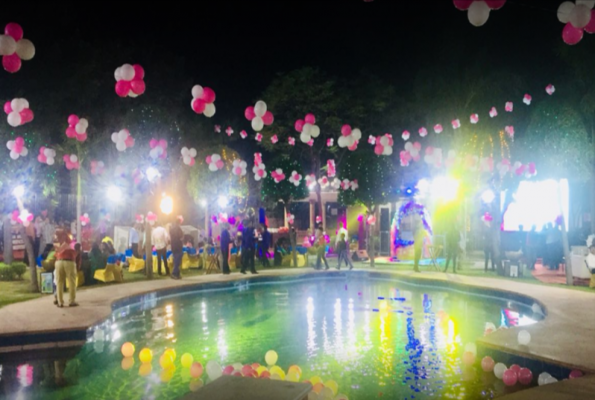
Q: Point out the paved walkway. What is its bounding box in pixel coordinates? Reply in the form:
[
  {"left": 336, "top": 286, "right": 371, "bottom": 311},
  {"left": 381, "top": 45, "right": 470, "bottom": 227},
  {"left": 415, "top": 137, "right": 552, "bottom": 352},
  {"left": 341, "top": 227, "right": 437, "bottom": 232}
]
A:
[{"left": 0, "top": 267, "right": 594, "bottom": 399}]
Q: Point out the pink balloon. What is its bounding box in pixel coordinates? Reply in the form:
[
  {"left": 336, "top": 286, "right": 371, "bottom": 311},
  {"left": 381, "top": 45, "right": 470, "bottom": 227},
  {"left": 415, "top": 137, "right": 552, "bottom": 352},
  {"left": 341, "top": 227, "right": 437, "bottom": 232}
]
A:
[
  {"left": 4, "top": 101, "right": 12, "bottom": 114},
  {"left": 67, "top": 114, "right": 79, "bottom": 126},
  {"left": 425, "top": 146, "right": 434, "bottom": 155},
  {"left": 503, "top": 369, "right": 518, "bottom": 387},
  {"left": 509, "top": 364, "right": 521, "bottom": 374},
  {"left": 14, "top": 142, "right": 23, "bottom": 153},
  {"left": 201, "top": 87, "right": 216, "bottom": 103},
  {"left": 20, "top": 108, "right": 33, "bottom": 123},
  {"left": 453, "top": 0, "right": 473, "bottom": 11},
  {"left": 223, "top": 366, "right": 234, "bottom": 376},
  {"left": 563, "top": 22, "right": 584, "bottom": 45},
  {"left": 192, "top": 98, "right": 206, "bottom": 114},
  {"left": 206, "top": 156, "right": 212, "bottom": 164},
  {"left": 63, "top": 154, "right": 70, "bottom": 162},
  {"left": 518, "top": 368, "right": 533, "bottom": 385},
  {"left": 585, "top": 11, "right": 595, "bottom": 34},
  {"left": 374, "top": 144, "right": 384, "bottom": 155},
  {"left": 15, "top": 136, "right": 24, "bottom": 146},
  {"left": 158, "top": 139, "right": 167, "bottom": 149},
  {"left": 413, "top": 142, "right": 422, "bottom": 150},
  {"left": 295, "top": 119, "right": 305, "bottom": 132},
  {"left": 485, "top": 0, "right": 506, "bottom": 10},
  {"left": 262, "top": 111, "right": 274, "bottom": 126},
  {"left": 115, "top": 80, "right": 131, "bottom": 97},
  {"left": 216, "top": 160, "right": 224, "bottom": 169},
  {"left": 130, "top": 79, "right": 146, "bottom": 95},
  {"left": 258, "top": 169, "right": 265, "bottom": 177},
  {"left": 235, "top": 167, "right": 242, "bottom": 175},
  {"left": 3, "top": 54, "right": 21, "bottom": 73},
  {"left": 133, "top": 64, "right": 145, "bottom": 80},
  {"left": 37, "top": 154, "right": 46, "bottom": 163},
  {"left": 149, "top": 139, "right": 158, "bottom": 148},
  {"left": 76, "top": 133, "right": 87, "bottom": 142},
  {"left": 245, "top": 106, "right": 256, "bottom": 121},
  {"left": 124, "top": 136, "right": 135, "bottom": 147},
  {"left": 189, "top": 158, "right": 195, "bottom": 166},
  {"left": 66, "top": 127, "right": 77, "bottom": 138},
  {"left": 305, "top": 113, "right": 316, "bottom": 124},
  {"left": 341, "top": 124, "right": 352, "bottom": 137},
  {"left": 5, "top": 23, "right": 24, "bottom": 41},
  {"left": 569, "top": 370, "right": 584, "bottom": 379}
]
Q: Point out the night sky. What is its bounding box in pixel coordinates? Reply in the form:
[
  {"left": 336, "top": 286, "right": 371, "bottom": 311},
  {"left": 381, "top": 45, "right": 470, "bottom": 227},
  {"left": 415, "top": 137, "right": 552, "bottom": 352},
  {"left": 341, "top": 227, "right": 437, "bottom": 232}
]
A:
[{"left": 1, "top": 0, "right": 577, "bottom": 115}]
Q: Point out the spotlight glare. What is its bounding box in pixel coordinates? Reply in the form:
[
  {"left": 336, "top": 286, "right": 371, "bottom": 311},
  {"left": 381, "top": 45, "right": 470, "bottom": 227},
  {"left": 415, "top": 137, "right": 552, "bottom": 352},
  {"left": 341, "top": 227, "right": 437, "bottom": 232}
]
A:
[
  {"left": 146, "top": 167, "right": 160, "bottom": 182},
  {"left": 200, "top": 199, "right": 207, "bottom": 208},
  {"left": 160, "top": 195, "right": 174, "bottom": 215},
  {"left": 217, "top": 196, "right": 229, "bottom": 208},
  {"left": 12, "top": 185, "right": 25, "bottom": 198},
  {"left": 481, "top": 189, "right": 496, "bottom": 204},
  {"left": 107, "top": 186, "right": 123, "bottom": 203}
]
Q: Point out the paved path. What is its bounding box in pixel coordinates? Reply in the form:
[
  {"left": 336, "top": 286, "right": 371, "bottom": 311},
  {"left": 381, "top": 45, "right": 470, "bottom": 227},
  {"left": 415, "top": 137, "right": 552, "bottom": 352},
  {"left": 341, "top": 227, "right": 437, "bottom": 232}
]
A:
[{"left": 1, "top": 267, "right": 594, "bottom": 399}]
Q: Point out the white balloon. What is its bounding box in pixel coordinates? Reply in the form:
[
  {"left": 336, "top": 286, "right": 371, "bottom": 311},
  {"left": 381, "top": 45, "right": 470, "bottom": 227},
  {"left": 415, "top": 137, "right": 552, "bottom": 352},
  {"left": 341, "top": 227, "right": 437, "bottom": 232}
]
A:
[
  {"left": 380, "top": 136, "right": 389, "bottom": 146},
  {"left": 11, "top": 99, "right": 25, "bottom": 113},
  {"left": 346, "top": 136, "right": 355, "bottom": 147},
  {"left": 518, "top": 330, "right": 531, "bottom": 346},
  {"left": 111, "top": 133, "right": 118, "bottom": 143},
  {"left": 209, "top": 164, "right": 218, "bottom": 172},
  {"left": 150, "top": 149, "right": 158, "bottom": 159},
  {"left": 79, "top": 118, "right": 89, "bottom": 130},
  {"left": 338, "top": 136, "right": 348, "bottom": 148},
  {"left": 128, "top": 92, "right": 138, "bottom": 98},
  {"left": 302, "top": 123, "right": 313, "bottom": 136},
  {"left": 7, "top": 111, "right": 22, "bottom": 127},
  {"left": 251, "top": 116, "right": 264, "bottom": 131},
  {"left": 577, "top": 0, "right": 595, "bottom": 9},
  {"left": 494, "top": 363, "right": 507, "bottom": 379},
  {"left": 570, "top": 4, "right": 592, "bottom": 28},
  {"left": 120, "top": 64, "right": 135, "bottom": 81},
  {"left": 16, "top": 39, "right": 35, "bottom": 61},
  {"left": 0, "top": 35, "right": 17, "bottom": 56},
  {"left": 70, "top": 155, "right": 78, "bottom": 163},
  {"left": 468, "top": 0, "right": 491, "bottom": 27},
  {"left": 538, "top": 372, "right": 551, "bottom": 386},
  {"left": 240, "top": 161, "right": 247, "bottom": 168},
  {"left": 310, "top": 125, "right": 321, "bottom": 138},
  {"left": 47, "top": 157, "right": 55, "bottom": 166},
  {"left": 189, "top": 148, "right": 197, "bottom": 158},
  {"left": 183, "top": 156, "right": 191, "bottom": 165},
  {"left": 6, "top": 141, "right": 14, "bottom": 150},
  {"left": 254, "top": 101, "right": 267, "bottom": 117},
  {"left": 44, "top": 148, "right": 52, "bottom": 157},
  {"left": 21, "top": 99, "right": 29, "bottom": 109},
  {"left": 10, "top": 150, "right": 19, "bottom": 160},
  {"left": 352, "top": 128, "right": 362, "bottom": 141},
  {"left": 405, "top": 142, "right": 413, "bottom": 151},
  {"left": 544, "top": 376, "right": 558, "bottom": 385},
  {"left": 75, "top": 122, "right": 86, "bottom": 134},
  {"left": 384, "top": 146, "right": 393, "bottom": 156},
  {"left": 181, "top": 147, "right": 189, "bottom": 156},
  {"left": 204, "top": 103, "right": 216, "bottom": 118},
  {"left": 156, "top": 146, "right": 164, "bottom": 156},
  {"left": 300, "top": 132, "right": 311, "bottom": 143},
  {"left": 211, "top": 154, "right": 221, "bottom": 162},
  {"left": 114, "top": 67, "right": 122, "bottom": 81},
  {"left": 21, "top": 147, "right": 28, "bottom": 157},
  {"left": 558, "top": 1, "right": 575, "bottom": 23},
  {"left": 116, "top": 141, "right": 126, "bottom": 152},
  {"left": 424, "top": 155, "right": 434, "bottom": 164},
  {"left": 118, "top": 130, "right": 128, "bottom": 141},
  {"left": 191, "top": 85, "right": 204, "bottom": 99}
]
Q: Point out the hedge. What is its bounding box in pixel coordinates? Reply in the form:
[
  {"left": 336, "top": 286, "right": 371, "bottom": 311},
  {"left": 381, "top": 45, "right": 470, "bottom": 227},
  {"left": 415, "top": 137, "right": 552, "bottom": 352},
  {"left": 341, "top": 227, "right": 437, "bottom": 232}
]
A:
[{"left": 0, "top": 262, "right": 28, "bottom": 281}]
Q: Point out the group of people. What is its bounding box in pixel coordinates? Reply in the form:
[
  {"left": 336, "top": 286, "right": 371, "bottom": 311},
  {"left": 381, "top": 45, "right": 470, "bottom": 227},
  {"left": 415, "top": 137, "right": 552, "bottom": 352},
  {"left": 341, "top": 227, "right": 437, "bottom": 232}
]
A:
[{"left": 314, "top": 228, "right": 354, "bottom": 271}]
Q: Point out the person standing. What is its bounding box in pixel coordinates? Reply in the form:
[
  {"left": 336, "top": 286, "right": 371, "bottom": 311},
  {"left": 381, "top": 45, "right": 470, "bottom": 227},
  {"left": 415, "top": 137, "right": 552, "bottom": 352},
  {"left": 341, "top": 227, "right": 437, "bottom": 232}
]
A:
[
  {"left": 221, "top": 223, "right": 231, "bottom": 275},
  {"left": 316, "top": 235, "right": 330, "bottom": 270},
  {"left": 129, "top": 224, "right": 140, "bottom": 258},
  {"left": 336, "top": 233, "right": 354, "bottom": 270},
  {"left": 412, "top": 215, "right": 425, "bottom": 273},
  {"left": 152, "top": 225, "right": 170, "bottom": 276},
  {"left": 54, "top": 230, "right": 78, "bottom": 307},
  {"left": 169, "top": 218, "right": 184, "bottom": 280},
  {"left": 241, "top": 219, "right": 257, "bottom": 275},
  {"left": 444, "top": 224, "right": 460, "bottom": 273},
  {"left": 483, "top": 221, "right": 494, "bottom": 272},
  {"left": 258, "top": 225, "right": 271, "bottom": 268}
]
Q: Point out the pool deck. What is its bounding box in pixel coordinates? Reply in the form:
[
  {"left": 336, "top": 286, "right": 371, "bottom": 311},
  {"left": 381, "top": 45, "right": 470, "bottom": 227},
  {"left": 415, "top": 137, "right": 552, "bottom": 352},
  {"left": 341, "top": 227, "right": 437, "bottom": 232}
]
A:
[{"left": 0, "top": 267, "right": 594, "bottom": 399}]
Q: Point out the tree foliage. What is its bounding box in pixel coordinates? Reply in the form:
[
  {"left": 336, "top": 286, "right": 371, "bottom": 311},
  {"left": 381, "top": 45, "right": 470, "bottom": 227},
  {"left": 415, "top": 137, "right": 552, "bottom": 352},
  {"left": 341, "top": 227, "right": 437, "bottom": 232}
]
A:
[{"left": 261, "top": 157, "right": 308, "bottom": 207}]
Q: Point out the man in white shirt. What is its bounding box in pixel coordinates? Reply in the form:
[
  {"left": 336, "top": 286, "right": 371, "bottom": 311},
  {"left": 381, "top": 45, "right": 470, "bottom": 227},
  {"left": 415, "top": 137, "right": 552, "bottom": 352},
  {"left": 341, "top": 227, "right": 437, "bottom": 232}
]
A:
[
  {"left": 152, "top": 225, "right": 170, "bottom": 275},
  {"left": 129, "top": 224, "right": 140, "bottom": 258}
]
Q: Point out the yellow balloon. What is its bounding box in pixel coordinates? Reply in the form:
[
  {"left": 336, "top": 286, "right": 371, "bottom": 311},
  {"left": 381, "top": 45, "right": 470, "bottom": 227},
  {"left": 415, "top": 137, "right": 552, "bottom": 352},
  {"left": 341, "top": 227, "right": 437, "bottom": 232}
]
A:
[
  {"left": 139, "top": 364, "right": 153, "bottom": 377},
  {"left": 181, "top": 353, "right": 194, "bottom": 369},
  {"left": 160, "top": 367, "right": 175, "bottom": 383},
  {"left": 121, "top": 357, "right": 135, "bottom": 371},
  {"left": 160, "top": 353, "right": 174, "bottom": 370},
  {"left": 256, "top": 366, "right": 269, "bottom": 377},
  {"left": 139, "top": 348, "right": 153, "bottom": 364},
  {"left": 269, "top": 366, "right": 285, "bottom": 380},
  {"left": 310, "top": 376, "right": 322, "bottom": 386},
  {"left": 288, "top": 365, "right": 302, "bottom": 378},
  {"left": 325, "top": 380, "right": 339, "bottom": 396},
  {"left": 265, "top": 350, "right": 278, "bottom": 366},
  {"left": 287, "top": 371, "right": 300, "bottom": 382},
  {"left": 164, "top": 348, "right": 177, "bottom": 362},
  {"left": 121, "top": 342, "right": 135, "bottom": 358},
  {"left": 321, "top": 387, "right": 334, "bottom": 399},
  {"left": 271, "top": 373, "right": 282, "bottom": 380}
]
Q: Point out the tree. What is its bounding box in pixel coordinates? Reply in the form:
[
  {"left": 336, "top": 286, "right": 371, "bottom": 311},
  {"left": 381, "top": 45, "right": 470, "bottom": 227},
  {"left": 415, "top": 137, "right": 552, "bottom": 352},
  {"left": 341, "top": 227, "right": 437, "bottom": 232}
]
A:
[
  {"left": 261, "top": 157, "right": 308, "bottom": 268},
  {"left": 339, "top": 151, "right": 398, "bottom": 267}
]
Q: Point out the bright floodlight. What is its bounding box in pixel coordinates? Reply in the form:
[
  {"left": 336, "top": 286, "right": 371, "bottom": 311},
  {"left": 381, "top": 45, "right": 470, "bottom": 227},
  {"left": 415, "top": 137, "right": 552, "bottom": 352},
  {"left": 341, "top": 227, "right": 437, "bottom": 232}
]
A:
[
  {"left": 481, "top": 189, "right": 496, "bottom": 204},
  {"left": 160, "top": 195, "right": 174, "bottom": 215},
  {"left": 107, "top": 186, "right": 123, "bottom": 203},
  {"left": 199, "top": 199, "right": 207, "bottom": 208},
  {"left": 12, "top": 185, "right": 25, "bottom": 198},
  {"left": 218, "top": 195, "right": 229, "bottom": 208},
  {"left": 416, "top": 179, "right": 430, "bottom": 197},
  {"left": 146, "top": 167, "right": 160, "bottom": 182},
  {"left": 431, "top": 177, "right": 460, "bottom": 202}
]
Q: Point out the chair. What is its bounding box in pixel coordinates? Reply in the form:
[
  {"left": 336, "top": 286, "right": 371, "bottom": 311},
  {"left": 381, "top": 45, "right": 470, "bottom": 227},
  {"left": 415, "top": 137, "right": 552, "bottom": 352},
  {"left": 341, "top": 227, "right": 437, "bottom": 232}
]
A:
[
  {"left": 66, "top": 270, "right": 85, "bottom": 289},
  {"left": 128, "top": 256, "right": 145, "bottom": 273},
  {"left": 94, "top": 264, "right": 123, "bottom": 283},
  {"left": 205, "top": 247, "right": 221, "bottom": 274}
]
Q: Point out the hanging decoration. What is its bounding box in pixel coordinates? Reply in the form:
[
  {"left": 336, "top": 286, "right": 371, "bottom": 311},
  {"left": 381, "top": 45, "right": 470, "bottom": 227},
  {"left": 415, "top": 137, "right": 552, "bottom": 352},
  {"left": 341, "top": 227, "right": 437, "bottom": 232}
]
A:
[
  {"left": 402, "top": 131, "right": 411, "bottom": 141},
  {"left": 338, "top": 125, "right": 362, "bottom": 150},
  {"left": 489, "top": 107, "right": 498, "bottom": 118},
  {"left": 271, "top": 169, "right": 286, "bottom": 183},
  {"left": 327, "top": 160, "right": 336, "bottom": 178},
  {"left": 80, "top": 213, "right": 91, "bottom": 227},
  {"left": 37, "top": 147, "right": 56, "bottom": 165},
  {"left": 226, "top": 127, "right": 234, "bottom": 137},
  {"left": 232, "top": 159, "right": 247, "bottom": 176},
  {"left": 546, "top": 84, "right": 556, "bottom": 95},
  {"left": 181, "top": 147, "right": 197, "bottom": 166},
  {"left": 295, "top": 113, "right": 321, "bottom": 143},
  {"left": 63, "top": 154, "right": 80, "bottom": 170},
  {"left": 523, "top": 94, "right": 532, "bottom": 105},
  {"left": 147, "top": 212, "right": 158, "bottom": 226},
  {"left": 115, "top": 64, "right": 146, "bottom": 98},
  {"left": 149, "top": 139, "right": 168, "bottom": 160},
  {"left": 374, "top": 134, "right": 394, "bottom": 156},
  {"left": 288, "top": 137, "right": 296, "bottom": 146},
  {"left": 271, "top": 135, "right": 279, "bottom": 144},
  {"left": 65, "top": 115, "right": 88, "bottom": 142},
  {"left": 111, "top": 129, "right": 135, "bottom": 152},
  {"left": 191, "top": 85, "right": 216, "bottom": 117},
  {"left": 558, "top": 1, "right": 595, "bottom": 45},
  {"left": 454, "top": 0, "right": 507, "bottom": 27},
  {"left": 245, "top": 101, "right": 274, "bottom": 131},
  {"left": 6, "top": 136, "right": 28, "bottom": 160},
  {"left": 289, "top": 171, "right": 302, "bottom": 187},
  {"left": 4, "top": 99, "right": 33, "bottom": 127},
  {"left": 206, "top": 154, "right": 224, "bottom": 172},
  {"left": 305, "top": 174, "right": 317, "bottom": 189},
  {"left": 419, "top": 127, "right": 428, "bottom": 137},
  {"left": 0, "top": 23, "right": 35, "bottom": 73},
  {"left": 240, "top": 130, "right": 248, "bottom": 139}
]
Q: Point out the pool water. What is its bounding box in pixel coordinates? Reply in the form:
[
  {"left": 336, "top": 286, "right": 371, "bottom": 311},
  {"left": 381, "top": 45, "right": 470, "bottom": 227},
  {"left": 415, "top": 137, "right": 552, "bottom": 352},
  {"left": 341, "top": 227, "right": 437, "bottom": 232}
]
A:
[{"left": 0, "top": 275, "right": 541, "bottom": 400}]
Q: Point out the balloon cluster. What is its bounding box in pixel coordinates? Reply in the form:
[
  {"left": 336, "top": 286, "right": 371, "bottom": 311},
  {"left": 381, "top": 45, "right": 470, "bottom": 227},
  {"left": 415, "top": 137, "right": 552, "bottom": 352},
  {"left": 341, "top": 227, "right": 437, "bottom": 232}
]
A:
[
  {"left": 90, "top": 160, "right": 105, "bottom": 175},
  {"left": 271, "top": 169, "right": 286, "bottom": 183},
  {"left": 306, "top": 174, "right": 317, "bottom": 189},
  {"left": 181, "top": 147, "right": 197, "bottom": 166},
  {"left": 418, "top": 127, "right": 428, "bottom": 137},
  {"left": 80, "top": 213, "right": 91, "bottom": 227},
  {"left": 374, "top": 134, "right": 394, "bottom": 156},
  {"left": 66, "top": 115, "right": 88, "bottom": 142},
  {"left": 226, "top": 127, "right": 234, "bottom": 137},
  {"left": 401, "top": 131, "right": 410, "bottom": 141},
  {"left": 191, "top": 85, "right": 216, "bottom": 118},
  {"left": 5, "top": 99, "right": 34, "bottom": 127},
  {"left": 434, "top": 124, "right": 444, "bottom": 134},
  {"left": 470, "top": 114, "right": 479, "bottom": 124},
  {"left": 338, "top": 125, "right": 362, "bottom": 151},
  {"left": 271, "top": 135, "right": 279, "bottom": 144},
  {"left": 147, "top": 212, "right": 158, "bottom": 226},
  {"left": 253, "top": 161, "right": 267, "bottom": 181},
  {"left": 451, "top": 119, "right": 461, "bottom": 129},
  {"left": 523, "top": 94, "right": 532, "bottom": 105},
  {"left": 400, "top": 142, "right": 422, "bottom": 166},
  {"left": 111, "top": 129, "right": 135, "bottom": 152},
  {"left": 327, "top": 138, "right": 334, "bottom": 147},
  {"left": 340, "top": 179, "right": 358, "bottom": 191},
  {"left": 513, "top": 161, "right": 537, "bottom": 178},
  {"left": 424, "top": 147, "right": 444, "bottom": 168},
  {"left": 489, "top": 107, "right": 498, "bottom": 118},
  {"left": 6, "top": 137, "right": 28, "bottom": 160},
  {"left": 37, "top": 147, "right": 56, "bottom": 165},
  {"left": 0, "top": 23, "right": 35, "bottom": 73},
  {"left": 12, "top": 209, "right": 33, "bottom": 227},
  {"left": 232, "top": 159, "right": 247, "bottom": 176},
  {"left": 288, "top": 137, "right": 296, "bottom": 146},
  {"left": 115, "top": 64, "right": 146, "bottom": 98},
  {"left": 63, "top": 154, "right": 80, "bottom": 170},
  {"left": 240, "top": 130, "right": 248, "bottom": 139},
  {"left": 245, "top": 101, "right": 274, "bottom": 131},
  {"left": 318, "top": 176, "right": 330, "bottom": 189},
  {"left": 295, "top": 113, "right": 321, "bottom": 144},
  {"left": 206, "top": 154, "right": 224, "bottom": 172},
  {"left": 255, "top": 133, "right": 263, "bottom": 142},
  {"left": 558, "top": 1, "right": 595, "bottom": 45},
  {"left": 505, "top": 125, "right": 515, "bottom": 140},
  {"left": 479, "top": 156, "right": 494, "bottom": 173},
  {"left": 505, "top": 102, "right": 514, "bottom": 112},
  {"left": 287, "top": 171, "right": 303, "bottom": 187},
  {"left": 287, "top": 213, "right": 295, "bottom": 225},
  {"left": 546, "top": 84, "right": 556, "bottom": 95},
  {"left": 327, "top": 160, "right": 336, "bottom": 177},
  {"left": 454, "top": 0, "right": 507, "bottom": 27},
  {"left": 149, "top": 139, "right": 168, "bottom": 160},
  {"left": 331, "top": 178, "right": 342, "bottom": 190},
  {"left": 135, "top": 214, "right": 144, "bottom": 224}
]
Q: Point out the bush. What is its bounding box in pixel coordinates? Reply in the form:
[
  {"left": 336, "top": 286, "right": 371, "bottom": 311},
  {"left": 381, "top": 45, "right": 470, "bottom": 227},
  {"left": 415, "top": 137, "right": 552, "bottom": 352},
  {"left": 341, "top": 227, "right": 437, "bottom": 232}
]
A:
[
  {"left": 11, "top": 262, "right": 27, "bottom": 279},
  {"left": 0, "top": 263, "right": 16, "bottom": 281}
]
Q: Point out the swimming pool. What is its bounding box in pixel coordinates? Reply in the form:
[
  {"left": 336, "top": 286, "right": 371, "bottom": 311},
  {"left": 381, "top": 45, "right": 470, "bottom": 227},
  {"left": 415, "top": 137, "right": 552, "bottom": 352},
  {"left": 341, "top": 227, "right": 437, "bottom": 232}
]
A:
[{"left": 0, "top": 274, "right": 542, "bottom": 400}]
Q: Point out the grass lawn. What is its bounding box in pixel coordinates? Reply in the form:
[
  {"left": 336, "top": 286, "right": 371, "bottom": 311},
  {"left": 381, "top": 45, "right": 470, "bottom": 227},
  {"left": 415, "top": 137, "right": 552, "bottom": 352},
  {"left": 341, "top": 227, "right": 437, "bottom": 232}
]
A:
[{"left": 0, "top": 271, "right": 42, "bottom": 308}]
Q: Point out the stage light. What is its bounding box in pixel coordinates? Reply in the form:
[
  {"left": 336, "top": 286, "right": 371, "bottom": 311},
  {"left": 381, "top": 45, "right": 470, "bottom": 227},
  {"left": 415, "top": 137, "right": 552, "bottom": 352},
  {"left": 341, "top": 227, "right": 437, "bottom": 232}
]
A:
[
  {"left": 218, "top": 195, "right": 229, "bottom": 208},
  {"left": 146, "top": 167, "right": 160, "bottom": 182},
  {"left": 431, "top": 177, "right": 459, "bottom": 202},
  {"left": 416, "top": 179, "right": 430, "bottom": 197},
  {"left": 481, "top": 189, "right": 496, "bottom": 204},
  {"left": 12, "top": 185, "right": 25, "bottom": 198},
  {"left": 107, "top": 186, "right": 123, "bottom": 203},
  {"left": 200, "top": 199, "right": 207, "bottom": 208},
  {"left": 160, "top": 195, "right": 173, "bottom": 215}
]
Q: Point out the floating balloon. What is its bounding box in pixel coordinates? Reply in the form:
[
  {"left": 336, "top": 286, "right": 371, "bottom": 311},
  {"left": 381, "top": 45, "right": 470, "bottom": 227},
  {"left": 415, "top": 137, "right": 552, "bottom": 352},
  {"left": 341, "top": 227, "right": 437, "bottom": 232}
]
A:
[
  {"left": 114, "top": 64, "right": 145, "bottom": 97},
  {"left": 6, "top": 136, "right": 28, "bottom": 160},
  {"left": 338, "top": 125, "right": 362, "bottom": 151},
  {"left": 181, "top": 354, "right": 194, "bottom": 369},
  {"left": 296, "top": 113, "right": 321, "bottom": 143},
  {"left": 37, "top": 147, "right": 56, "bottom": 166},
  {"left": 546, "top": 84, "right": 556, "bottom": 95},
  {"left": 240, "top": 130, "right": 248, "bottom": 139},
  {"left": 232, "top": 159, "right": 247, "bottom": 176},
  {"left": 271, "top": 169, "right": 286, "bottom": 184},
  {"left": 255, "top": 133, "right": 263, "bottom": 142},
  {"left": 226, "top": 126, "right": 234, "bottom": 137},
  {"left": 139, "top": 348, "right": 153, "bottom": 364},
  {"left": 562, "top": 22, "right": 584, "bottom": 44},
  {"left": 289, "top": 171, "right": 303, "bottom": 187},
  {"left": 191, "top": 85, "right": 216, "bottom": 118},
  {"left": 306, "top": 174, "right": 317, "bottom": 189},
  {"left": 146, "top": 212, "right": 158, "bottom": 226},
  {"left": 0, "top": 23, "right": 34, "bottom": 73},
  {"left": 65, "top": 115, "right": 88, "bottom": 142},
  {"left": 402, "top": 131, "right": 410, "bottom": 141},
  {"left": 505, "top": 102, "right": 514, "bottom": 112},
  {"left": 288, "top": 137, "right": 296, "bottom": 146},
  {"left": 271, "top": 135, "right": 279, "bottom": 144},
  {"left": 246, "top": 101, "right": 273, "bottom": 131},
  {"left": 80, "top": 213, "right": 90, "bottom": 227},
  {"left": 181, "top": 147, "right": 197, "bottom": 166},
  {"left": 111, "top": 129, "right": 134, "bottom": 152},
  {"left": 5, "top": 99, "right": 33, "bottom": 127},
  {"left": 489, "top": 107, "right": 498, "bottom": 118},
  {"left": 523, "top": 94, "right": 532, "bottom": 105},
  {"left": 451, "top": 119, "right": 461, "bottom": 129},
  {"left": 434, "top": 124, "right": 443, "bottom": 134},
  {"left": 206, "top": 154, "right": 224, "bottom": 172},
  {"left": 62, "top": 154, "right": 80, "bottom": 170},
  {"left": 121, "top": 342, "right": 135, "bottom": 358},
  {"left": 327, "top": 160, "right": 336, "bottom": 177},
  {"left": 149, "top": 138, "right": 168, "bottom": 160},
  {"left": 470, "top": 113, "right": 479, "bottom": 124},
  {"left": 265, "top": 350, "right": 278, "bottom": 366},
  {"left": 90, "top": 160, "right": 105, "bottom": 175},
  {"left": 467, "top": 1, "right": 492, "bottom": 27}
]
